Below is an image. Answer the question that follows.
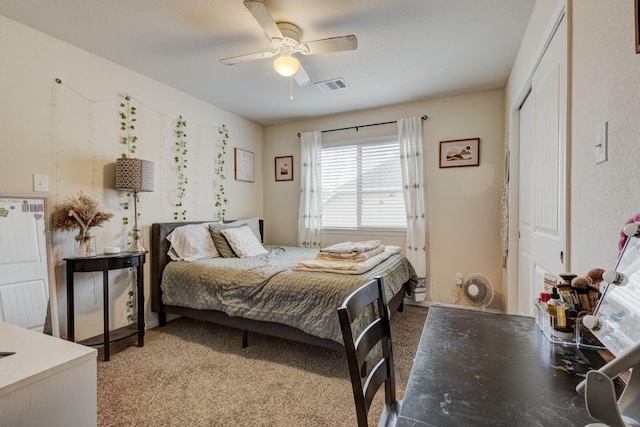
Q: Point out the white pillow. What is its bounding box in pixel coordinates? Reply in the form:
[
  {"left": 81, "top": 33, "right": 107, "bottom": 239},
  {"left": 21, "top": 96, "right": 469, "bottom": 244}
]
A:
[
  {"left": 224, "top": 217, "right": 262, "bottom": 242},
  {"left": 166, "top": 223, "right": 220, "bottom": 261},
  {"left": 220, "top": 225, "right": 268, "bottom": 258}
]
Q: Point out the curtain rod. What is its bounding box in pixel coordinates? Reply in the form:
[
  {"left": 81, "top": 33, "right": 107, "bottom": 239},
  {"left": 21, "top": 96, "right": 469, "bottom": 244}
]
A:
[{"left": 296, "top": 115, "right": 428, "bottom": 137}]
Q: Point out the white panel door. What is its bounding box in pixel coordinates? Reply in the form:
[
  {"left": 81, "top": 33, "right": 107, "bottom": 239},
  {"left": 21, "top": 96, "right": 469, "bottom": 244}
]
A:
[
  {"left": 518, "top": 92, "right": 534, "bottom": 315},
  {"left": 517, "top": 17, "right": 568, "bottom": 316},
  {"left": 0, "top": 196, "right": 49, "bottom": 332}
]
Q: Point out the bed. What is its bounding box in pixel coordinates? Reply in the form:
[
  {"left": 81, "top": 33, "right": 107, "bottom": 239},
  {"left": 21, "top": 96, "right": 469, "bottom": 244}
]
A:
[{"left": 150, "top": 220, "right": 418, "bottom": 351}]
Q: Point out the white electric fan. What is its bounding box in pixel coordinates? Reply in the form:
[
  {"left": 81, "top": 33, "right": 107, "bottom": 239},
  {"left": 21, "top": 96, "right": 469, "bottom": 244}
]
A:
[{"left": 462, "top": 273, "right": 494, "bottom": 309}]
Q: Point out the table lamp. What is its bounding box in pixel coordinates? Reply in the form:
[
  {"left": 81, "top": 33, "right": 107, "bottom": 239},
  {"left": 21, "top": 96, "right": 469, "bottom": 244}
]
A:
[{"left": 115, "top": 158, "right": 154, "bottom": 252}]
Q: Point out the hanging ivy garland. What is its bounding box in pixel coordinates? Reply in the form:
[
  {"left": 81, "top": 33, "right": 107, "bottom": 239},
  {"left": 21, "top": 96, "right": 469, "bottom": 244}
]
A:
[
  {"left": 214, "top": 124, "right": 229, "bottom": 220},
  {"left": 119, "top": 95, "right": 138, "bottom": 155},
  {"left": 173, "top": 115, "right": 188, "bottom": 221},
  {"left": 118, "top": 94, "right": 137, "bottom": 232},
  {"left": 118, "top": 93, "right": 138, "bottom": 323}
]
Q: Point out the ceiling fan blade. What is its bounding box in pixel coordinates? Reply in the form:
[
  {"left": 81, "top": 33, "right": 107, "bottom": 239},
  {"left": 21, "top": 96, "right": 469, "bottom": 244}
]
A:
[
  {"left": 243, "top": 0, "right": 282, "bottom": 40},
  {"left": 219, "top": 50, "right": 277, "bottom": 66},
  {"left": 294, "top": 63, "right": 313, "bottom": 87},
  {"left": 303, "top": 35, "right": 358, "bottom": 55}
]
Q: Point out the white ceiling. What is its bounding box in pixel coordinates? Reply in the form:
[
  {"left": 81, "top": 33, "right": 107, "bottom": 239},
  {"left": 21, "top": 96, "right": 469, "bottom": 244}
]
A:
[{"left": 0, "top": 0, "right": 535, "bottom": 126}]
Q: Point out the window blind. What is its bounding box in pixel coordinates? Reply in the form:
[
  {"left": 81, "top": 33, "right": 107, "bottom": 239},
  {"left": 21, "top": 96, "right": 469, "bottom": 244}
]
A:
[{"left": 321, "top": 137, "right": 406, "bottom": 230}]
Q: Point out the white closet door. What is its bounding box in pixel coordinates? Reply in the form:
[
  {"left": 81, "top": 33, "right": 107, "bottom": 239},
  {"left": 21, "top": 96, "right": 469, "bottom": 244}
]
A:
[
  {"left": 0, "top": 196, "right": 49, "bottom": 332},
  {"left": 517, "top": 16, "right": 568, "bottom": 316},
  {"left": 518, "top": 92, "right": 535, "bottom": 315}
]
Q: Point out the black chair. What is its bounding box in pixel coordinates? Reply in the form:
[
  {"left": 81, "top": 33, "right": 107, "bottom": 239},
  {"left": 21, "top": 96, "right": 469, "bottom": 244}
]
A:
[{"left": 337, "top": 276, "right": 402, "bottom": 427}]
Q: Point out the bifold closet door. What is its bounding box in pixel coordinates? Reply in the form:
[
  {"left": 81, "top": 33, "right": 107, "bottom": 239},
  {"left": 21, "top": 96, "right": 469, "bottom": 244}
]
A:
[{"left": 517, "top": 16, "right": 568, "bottom": 316}]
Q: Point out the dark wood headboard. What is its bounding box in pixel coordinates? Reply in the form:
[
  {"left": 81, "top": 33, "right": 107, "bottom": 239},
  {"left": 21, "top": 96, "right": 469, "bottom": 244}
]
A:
[{"left": 150, "top": 219, "right": 264, "bottom": 314}]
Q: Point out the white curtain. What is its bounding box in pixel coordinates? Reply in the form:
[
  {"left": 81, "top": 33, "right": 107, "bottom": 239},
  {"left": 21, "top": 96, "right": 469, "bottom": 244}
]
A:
[
  {"left": 398, "top": 117, "right": 429, "bottom": 287},
  {"left": 298, "top": 131, "right": 323, "bottom": 248}
]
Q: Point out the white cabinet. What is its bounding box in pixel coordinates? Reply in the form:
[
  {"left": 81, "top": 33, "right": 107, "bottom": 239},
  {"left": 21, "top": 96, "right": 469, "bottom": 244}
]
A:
[{"left": 0, "top": 322, "right": 97, "bottom": 426}]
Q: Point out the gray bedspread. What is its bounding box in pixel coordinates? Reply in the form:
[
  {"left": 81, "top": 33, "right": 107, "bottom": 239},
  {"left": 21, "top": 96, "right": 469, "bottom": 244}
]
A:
[{"left": 161, "top": 245, "right": 418, "bottom": 343}]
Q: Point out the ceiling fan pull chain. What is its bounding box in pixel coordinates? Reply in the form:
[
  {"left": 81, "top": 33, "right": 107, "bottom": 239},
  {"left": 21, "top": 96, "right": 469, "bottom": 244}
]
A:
[{"left": 290, "top": 76, "right": 294, "bottom": 101}]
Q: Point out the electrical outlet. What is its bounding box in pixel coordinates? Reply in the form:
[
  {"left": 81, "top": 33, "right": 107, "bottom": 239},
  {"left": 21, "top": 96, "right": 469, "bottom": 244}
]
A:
[{"left": 456, "top": 273, "right": 464, "bottom": 286}]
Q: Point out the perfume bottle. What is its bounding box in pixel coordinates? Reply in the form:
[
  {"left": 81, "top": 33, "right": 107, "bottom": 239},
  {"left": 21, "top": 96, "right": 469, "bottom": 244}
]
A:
[{"left": 549, "top": 288, "right": 567, "bottom": 329}]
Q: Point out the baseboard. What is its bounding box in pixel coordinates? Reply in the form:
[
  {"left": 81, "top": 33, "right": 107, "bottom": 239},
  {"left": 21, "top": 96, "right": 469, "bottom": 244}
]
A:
[
  {"left": 145, "top": 312, "right": 180, "bottom": 330},
  {"left": 403, "top": 297, "right": 432, "bottom": 308},
  {"left": 146, "top": 318, "right": 160, "bottom": 330},
  {"left": 403, "top": 297, "right": 504, "bottom": 313}
]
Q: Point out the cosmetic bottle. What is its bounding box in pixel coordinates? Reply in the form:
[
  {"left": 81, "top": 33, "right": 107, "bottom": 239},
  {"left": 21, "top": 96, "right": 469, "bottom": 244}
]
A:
[{"left": 549, "top": 288, "right": 567, "bottom": 329}]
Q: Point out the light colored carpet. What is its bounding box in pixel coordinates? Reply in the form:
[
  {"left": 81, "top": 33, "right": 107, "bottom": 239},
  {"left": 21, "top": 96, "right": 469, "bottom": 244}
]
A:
[{"left": 97, "top": 305, "right": 428, "bottom": 427}]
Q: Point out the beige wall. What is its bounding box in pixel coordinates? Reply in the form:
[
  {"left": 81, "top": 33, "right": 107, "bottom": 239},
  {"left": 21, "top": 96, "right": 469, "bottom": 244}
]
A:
[
  {"left": 570, "top": 0, "right": 640, "bottom": 271},
  {"left": 506, "top": 0, "right": 565, "bottom": 105},
  {"left": 505, "top": 0, "right": 640, "bottom": 311},
  {"left": 0, "top": 15, "right": 263, "bottom": 339},
  {"left": 264, "top": 91, "right": 506, "bottom": 307}
]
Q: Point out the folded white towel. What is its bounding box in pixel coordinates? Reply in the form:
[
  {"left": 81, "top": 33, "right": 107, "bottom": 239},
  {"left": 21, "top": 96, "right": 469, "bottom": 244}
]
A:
[
  {"left": 316, "top": 245, "right": 385, "bottom": 262},
  {"left": 319, "top": 240, "right": 382, "bottom": 255},
  {"left": 294, "top": 246, "right": 401, "bottom": 275}
]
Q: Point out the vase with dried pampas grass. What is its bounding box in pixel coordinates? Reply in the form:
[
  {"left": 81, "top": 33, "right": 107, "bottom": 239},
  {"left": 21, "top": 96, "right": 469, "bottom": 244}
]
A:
[{"left": 53, "top": 191, "right": 114, "bottom": 257}]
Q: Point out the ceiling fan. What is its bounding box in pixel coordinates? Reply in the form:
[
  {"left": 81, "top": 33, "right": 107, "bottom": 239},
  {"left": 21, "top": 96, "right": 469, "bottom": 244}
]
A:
[{"left": 219, "top": 0, "right": 358, "bottom": 87}]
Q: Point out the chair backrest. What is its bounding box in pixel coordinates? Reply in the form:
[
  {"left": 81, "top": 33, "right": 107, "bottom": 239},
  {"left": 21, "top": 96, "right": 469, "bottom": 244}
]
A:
[{"left": 337, "top": 276, "right": 398, "bottom": 427}]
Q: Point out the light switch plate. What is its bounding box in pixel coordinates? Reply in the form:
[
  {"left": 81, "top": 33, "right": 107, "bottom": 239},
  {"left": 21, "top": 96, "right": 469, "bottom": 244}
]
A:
[
  {"left": 33, "top": 174, "right": 48, "bottom": 192},
  {"left": 595, "top": 122, "right": 608, "bottom": 164}
]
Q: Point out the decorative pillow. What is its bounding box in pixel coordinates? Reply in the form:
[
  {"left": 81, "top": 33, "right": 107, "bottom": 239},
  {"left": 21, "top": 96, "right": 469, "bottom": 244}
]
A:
[
  {"left": 166, "top": 223, "right": 220, "bottom": 261},
  {"left": 224, "top": 217, "right": 262, "bottom": 242},
  {"left": 221, "top": 225, "right": 268, "bottom": 258},
  {"left": 208, "top": 224, "right": 240, "bottom": 258}
]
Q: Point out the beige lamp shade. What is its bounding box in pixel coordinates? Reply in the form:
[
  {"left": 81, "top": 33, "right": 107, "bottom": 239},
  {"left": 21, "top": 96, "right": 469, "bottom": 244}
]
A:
[{"left": 115, "top": 158, "right": 154, "bottom": 192}]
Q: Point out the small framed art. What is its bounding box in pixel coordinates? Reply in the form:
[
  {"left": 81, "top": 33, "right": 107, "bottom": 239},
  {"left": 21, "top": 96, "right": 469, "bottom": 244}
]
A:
[
  {"left": 439, "top": 138, "right": 480, "bottom": 168},
  {"left": 234, "top": 148, "right": 255, "bottom": 182},
  {"left": 275, "top": 156, "right": 293, "bottom": 181}
]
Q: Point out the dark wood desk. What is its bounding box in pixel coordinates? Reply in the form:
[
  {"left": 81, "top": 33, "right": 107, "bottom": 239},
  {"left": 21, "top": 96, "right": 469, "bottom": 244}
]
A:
[
  {"left": 65, "top": 252, "right": 146, "bottom": 361},
  {"left": 397, "top": 304, "right": 617, "bottom": 427}
]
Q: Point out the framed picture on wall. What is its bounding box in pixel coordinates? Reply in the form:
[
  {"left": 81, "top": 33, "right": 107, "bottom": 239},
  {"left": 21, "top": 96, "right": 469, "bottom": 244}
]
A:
[
  {"left": 439, "top": 138, "right": 480, "bottom": 168},
  {"left": 234, "top": 148, "right": 255, "bottom": 182},
  {"left": 275, "top": 156, "right": 293, "bottom": 181}
]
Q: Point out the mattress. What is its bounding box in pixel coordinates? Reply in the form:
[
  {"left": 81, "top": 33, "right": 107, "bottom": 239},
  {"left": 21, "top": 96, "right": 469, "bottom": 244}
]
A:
[{"left": 161, "top": 245, "right": 418, "bottom": 343}]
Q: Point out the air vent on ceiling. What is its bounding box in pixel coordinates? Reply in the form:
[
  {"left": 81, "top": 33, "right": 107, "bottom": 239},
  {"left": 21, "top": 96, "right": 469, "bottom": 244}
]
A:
[{"left": 314, "top": 78, "right": 350, "bottom": 92}]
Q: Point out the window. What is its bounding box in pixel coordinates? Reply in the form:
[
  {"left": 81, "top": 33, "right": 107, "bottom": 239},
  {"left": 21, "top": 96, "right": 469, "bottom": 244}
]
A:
[{"left": 321, "top": 135, "right": 406, "bottom": 230}]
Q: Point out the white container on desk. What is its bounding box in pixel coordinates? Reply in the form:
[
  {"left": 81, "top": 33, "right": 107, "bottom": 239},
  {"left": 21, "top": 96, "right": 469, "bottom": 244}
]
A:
[{"left": 0, "top": 322, "right": 97, "bottom": 426}]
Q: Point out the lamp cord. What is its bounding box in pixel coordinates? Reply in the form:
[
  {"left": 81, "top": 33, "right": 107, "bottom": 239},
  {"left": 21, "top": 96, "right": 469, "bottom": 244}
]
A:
[{"left": 133, "top": 191, "right": 139, "bottom": 232}]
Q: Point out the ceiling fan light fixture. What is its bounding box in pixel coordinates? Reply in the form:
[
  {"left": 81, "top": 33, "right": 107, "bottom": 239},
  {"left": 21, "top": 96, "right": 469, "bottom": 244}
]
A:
[{"left": 273, "top": 54, "right": 299, "bottom": 77}]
